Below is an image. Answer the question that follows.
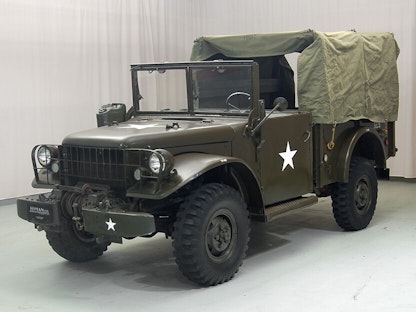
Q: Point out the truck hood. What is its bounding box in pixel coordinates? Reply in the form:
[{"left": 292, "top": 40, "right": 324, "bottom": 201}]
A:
[{"left": 62, "top": 116, "right": 246, "bottom": 148}]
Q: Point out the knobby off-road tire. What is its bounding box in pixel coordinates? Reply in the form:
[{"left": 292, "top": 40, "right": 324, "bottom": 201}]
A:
[
  {"left": 172, "top": 183, "right": 250, "bottom": 286},
  {"left": 46, "top": 215, "right": 110, "bottom": 262},
  {"left": 331, "top": 156, "right": 378, "bottom": 231}
]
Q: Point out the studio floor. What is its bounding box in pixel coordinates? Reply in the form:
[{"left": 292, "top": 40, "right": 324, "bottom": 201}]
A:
[{"left": 1, "top": 180, "right": 415, "bottom": 312}]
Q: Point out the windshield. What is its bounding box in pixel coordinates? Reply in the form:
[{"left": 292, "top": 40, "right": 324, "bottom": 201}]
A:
[{"left": 131, "top": 62, "right": 254, "bottom": 115}]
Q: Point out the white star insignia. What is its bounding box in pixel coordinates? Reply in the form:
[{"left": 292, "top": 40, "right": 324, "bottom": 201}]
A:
[
  {"left": 105, "top": 218, "right": 116, "bottom": 231},
  {"left": 279, "top": 141, "right": 297, "bottom": 171}
]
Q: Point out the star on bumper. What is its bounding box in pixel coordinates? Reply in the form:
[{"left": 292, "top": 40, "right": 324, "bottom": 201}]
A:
[
  {"left": 105, "top": 218, "right": 116, "bottom": 231},
  {"left": 279, "top": 141, "right": 297, "bottom": 171}
]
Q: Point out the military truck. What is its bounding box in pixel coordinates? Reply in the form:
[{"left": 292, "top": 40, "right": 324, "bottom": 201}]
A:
[{"left": 17, "top": 30, "right": 399, "bottom": 286}]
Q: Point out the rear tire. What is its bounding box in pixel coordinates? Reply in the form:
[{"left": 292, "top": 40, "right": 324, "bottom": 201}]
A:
[
  {"left": 172, "top": 183, "right": 250, "bottom": 286},
  {"left": 331, "top": 156, "right": 378, "bottom": 231}
]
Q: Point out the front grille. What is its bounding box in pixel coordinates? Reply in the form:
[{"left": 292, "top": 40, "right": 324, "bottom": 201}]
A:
[{"left": 61, "top": 145, "right": 127, "bottom": 184}]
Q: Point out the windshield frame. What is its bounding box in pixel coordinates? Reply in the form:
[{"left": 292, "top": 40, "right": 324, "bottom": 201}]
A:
[{"left": 130, "top": 61, "right": 259, "bottom": 117}]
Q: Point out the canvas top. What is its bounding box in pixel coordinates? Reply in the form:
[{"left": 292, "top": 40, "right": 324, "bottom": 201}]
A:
[{"left": 190, "top": 30, "right": 400, "bottom": 124}]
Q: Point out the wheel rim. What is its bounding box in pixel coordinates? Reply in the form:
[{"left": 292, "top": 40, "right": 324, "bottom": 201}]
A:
[
  {"left": 62, "top": 192, "right": 96, "bottom": 243},
  {"left": 71, "top": 222, "right": 96, "bottom": 243},
  {"left": 354, "top": 175, "right": 372, "bottom": 215},
  {"left": 205, "top": 208, "right": 237, "bottom": 263}
]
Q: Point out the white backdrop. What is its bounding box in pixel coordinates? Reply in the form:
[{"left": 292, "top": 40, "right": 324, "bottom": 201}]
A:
[{"left": 1, "top": 0, "right": 415, "bottom": 199}]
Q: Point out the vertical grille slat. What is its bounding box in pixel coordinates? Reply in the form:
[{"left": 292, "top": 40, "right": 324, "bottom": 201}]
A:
[{"left": 61, "top": 145, "right": 128, "bottom": 186}]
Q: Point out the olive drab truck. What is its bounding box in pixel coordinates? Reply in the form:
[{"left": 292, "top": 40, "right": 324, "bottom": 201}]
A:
[{"left": 17, "top": 30, "right": 399, "bottom": 286}]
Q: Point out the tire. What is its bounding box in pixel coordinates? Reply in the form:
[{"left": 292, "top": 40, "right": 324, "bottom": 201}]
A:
[
  {"left": 331, "top": 156, "right": 378, "bottom": 231},
  {"left": 172, "top": 183, "right": 250, "bottom": 286},
  {"left": 46, "top": 215, "right": 110, "bottom": 262}
]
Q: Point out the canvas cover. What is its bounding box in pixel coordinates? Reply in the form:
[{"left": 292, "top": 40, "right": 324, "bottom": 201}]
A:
[{"left": 190, "top": 30, "right": 400, "bottom": 124}]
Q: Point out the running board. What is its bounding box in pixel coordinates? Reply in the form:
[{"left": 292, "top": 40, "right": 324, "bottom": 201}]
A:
[{"left": 251, "top": 196, "right": 318, "bottom": 223}]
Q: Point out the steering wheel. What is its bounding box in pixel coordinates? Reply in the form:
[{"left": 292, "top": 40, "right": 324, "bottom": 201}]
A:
[{"left": 226, "top": 92, "right": 251, "bottom": 111}]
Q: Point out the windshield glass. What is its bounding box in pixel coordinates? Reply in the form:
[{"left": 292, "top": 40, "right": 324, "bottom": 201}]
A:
[
  {"left": 133, "top": 63, "right": 253, "bottom": 115},
  {"left": 137, "top": 68, "right": 188, "bottom": 112},
  {"left": 192, "top": 66, "right": 252, "bottom": 113}
]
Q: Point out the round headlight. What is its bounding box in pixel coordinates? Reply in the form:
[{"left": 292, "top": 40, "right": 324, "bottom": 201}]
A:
[
  {"left": 148, "top": 149, "right": 175, "bottom": 176},
  {"left": 149, "top": 153, "right": 163, "bottom": 174},
  {"left": 37, "top": 145, "right": 52, "bottom": 167}
]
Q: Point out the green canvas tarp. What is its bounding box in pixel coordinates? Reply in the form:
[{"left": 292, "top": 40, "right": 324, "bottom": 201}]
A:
[{"left": 190, "top": 30, "right": 400, "bottom": 124}]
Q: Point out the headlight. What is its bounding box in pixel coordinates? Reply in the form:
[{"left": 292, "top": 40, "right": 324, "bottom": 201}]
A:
[
  {"left": 37, "top": 145, "right": 58, "bottom": 168},
  {"left": 149, "top": 153, "right": 163, "bottom": 174},
  {"left": 37, "top": 145, "right": 52, "bottom": 167},
  {"left": 148, "top": 149, "right": 174, "bottom": 176}
]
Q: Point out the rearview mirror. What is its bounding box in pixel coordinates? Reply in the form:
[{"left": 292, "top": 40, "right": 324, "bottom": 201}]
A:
[
  {"left": 249, "top": 97, "right": 289, "bottom": 136},
  {"left": 273, "top": 97, "right": 288, "bottom": 111}
]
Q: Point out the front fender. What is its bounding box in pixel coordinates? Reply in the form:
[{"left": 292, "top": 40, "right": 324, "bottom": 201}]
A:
[{"left": 126, "top": 153, "right": 247, "bottom": 199}]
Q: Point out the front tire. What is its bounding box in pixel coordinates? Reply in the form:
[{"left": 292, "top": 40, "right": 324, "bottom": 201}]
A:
[
  {"left": 331, "top": 156, "right": 378, "bottom": 231},
  {"left": 46, "top": 215, "right": 110, "bottom": 262},
  {"left": 172, "top": 183, "right": 250, "bottom": 286}
]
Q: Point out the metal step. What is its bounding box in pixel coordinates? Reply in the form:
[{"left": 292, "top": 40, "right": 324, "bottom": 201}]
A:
[{"left": 261, "top": 195, "right": 318, "bottom": 223}]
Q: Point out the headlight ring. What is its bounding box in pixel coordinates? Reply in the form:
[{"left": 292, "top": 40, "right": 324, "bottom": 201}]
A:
[
  {"left": 148, "top": 149, "right": 174, "bottom": 176},
  {"left": 37, "top": 145, "right": 59, "bottom": 169}
]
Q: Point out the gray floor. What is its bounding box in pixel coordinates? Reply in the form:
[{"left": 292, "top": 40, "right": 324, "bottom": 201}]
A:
[{"left": 2, "top": 180, "right": 415, "bottom": 312}]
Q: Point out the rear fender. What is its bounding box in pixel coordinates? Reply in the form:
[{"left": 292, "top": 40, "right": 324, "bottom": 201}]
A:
[{"left": 334, "top": 127, "right": 386, "bottom": 182}]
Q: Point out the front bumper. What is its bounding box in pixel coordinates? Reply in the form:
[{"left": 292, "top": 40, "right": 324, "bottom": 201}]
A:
[
  {"left": 17, "top": 194, "right": 156, "bottom": 237},
  {"left": 17, "top": 194, "right": 61, "bottom": 228},
  {"left": 82, "top": 207, "right": 156, "bottom": 237}
]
